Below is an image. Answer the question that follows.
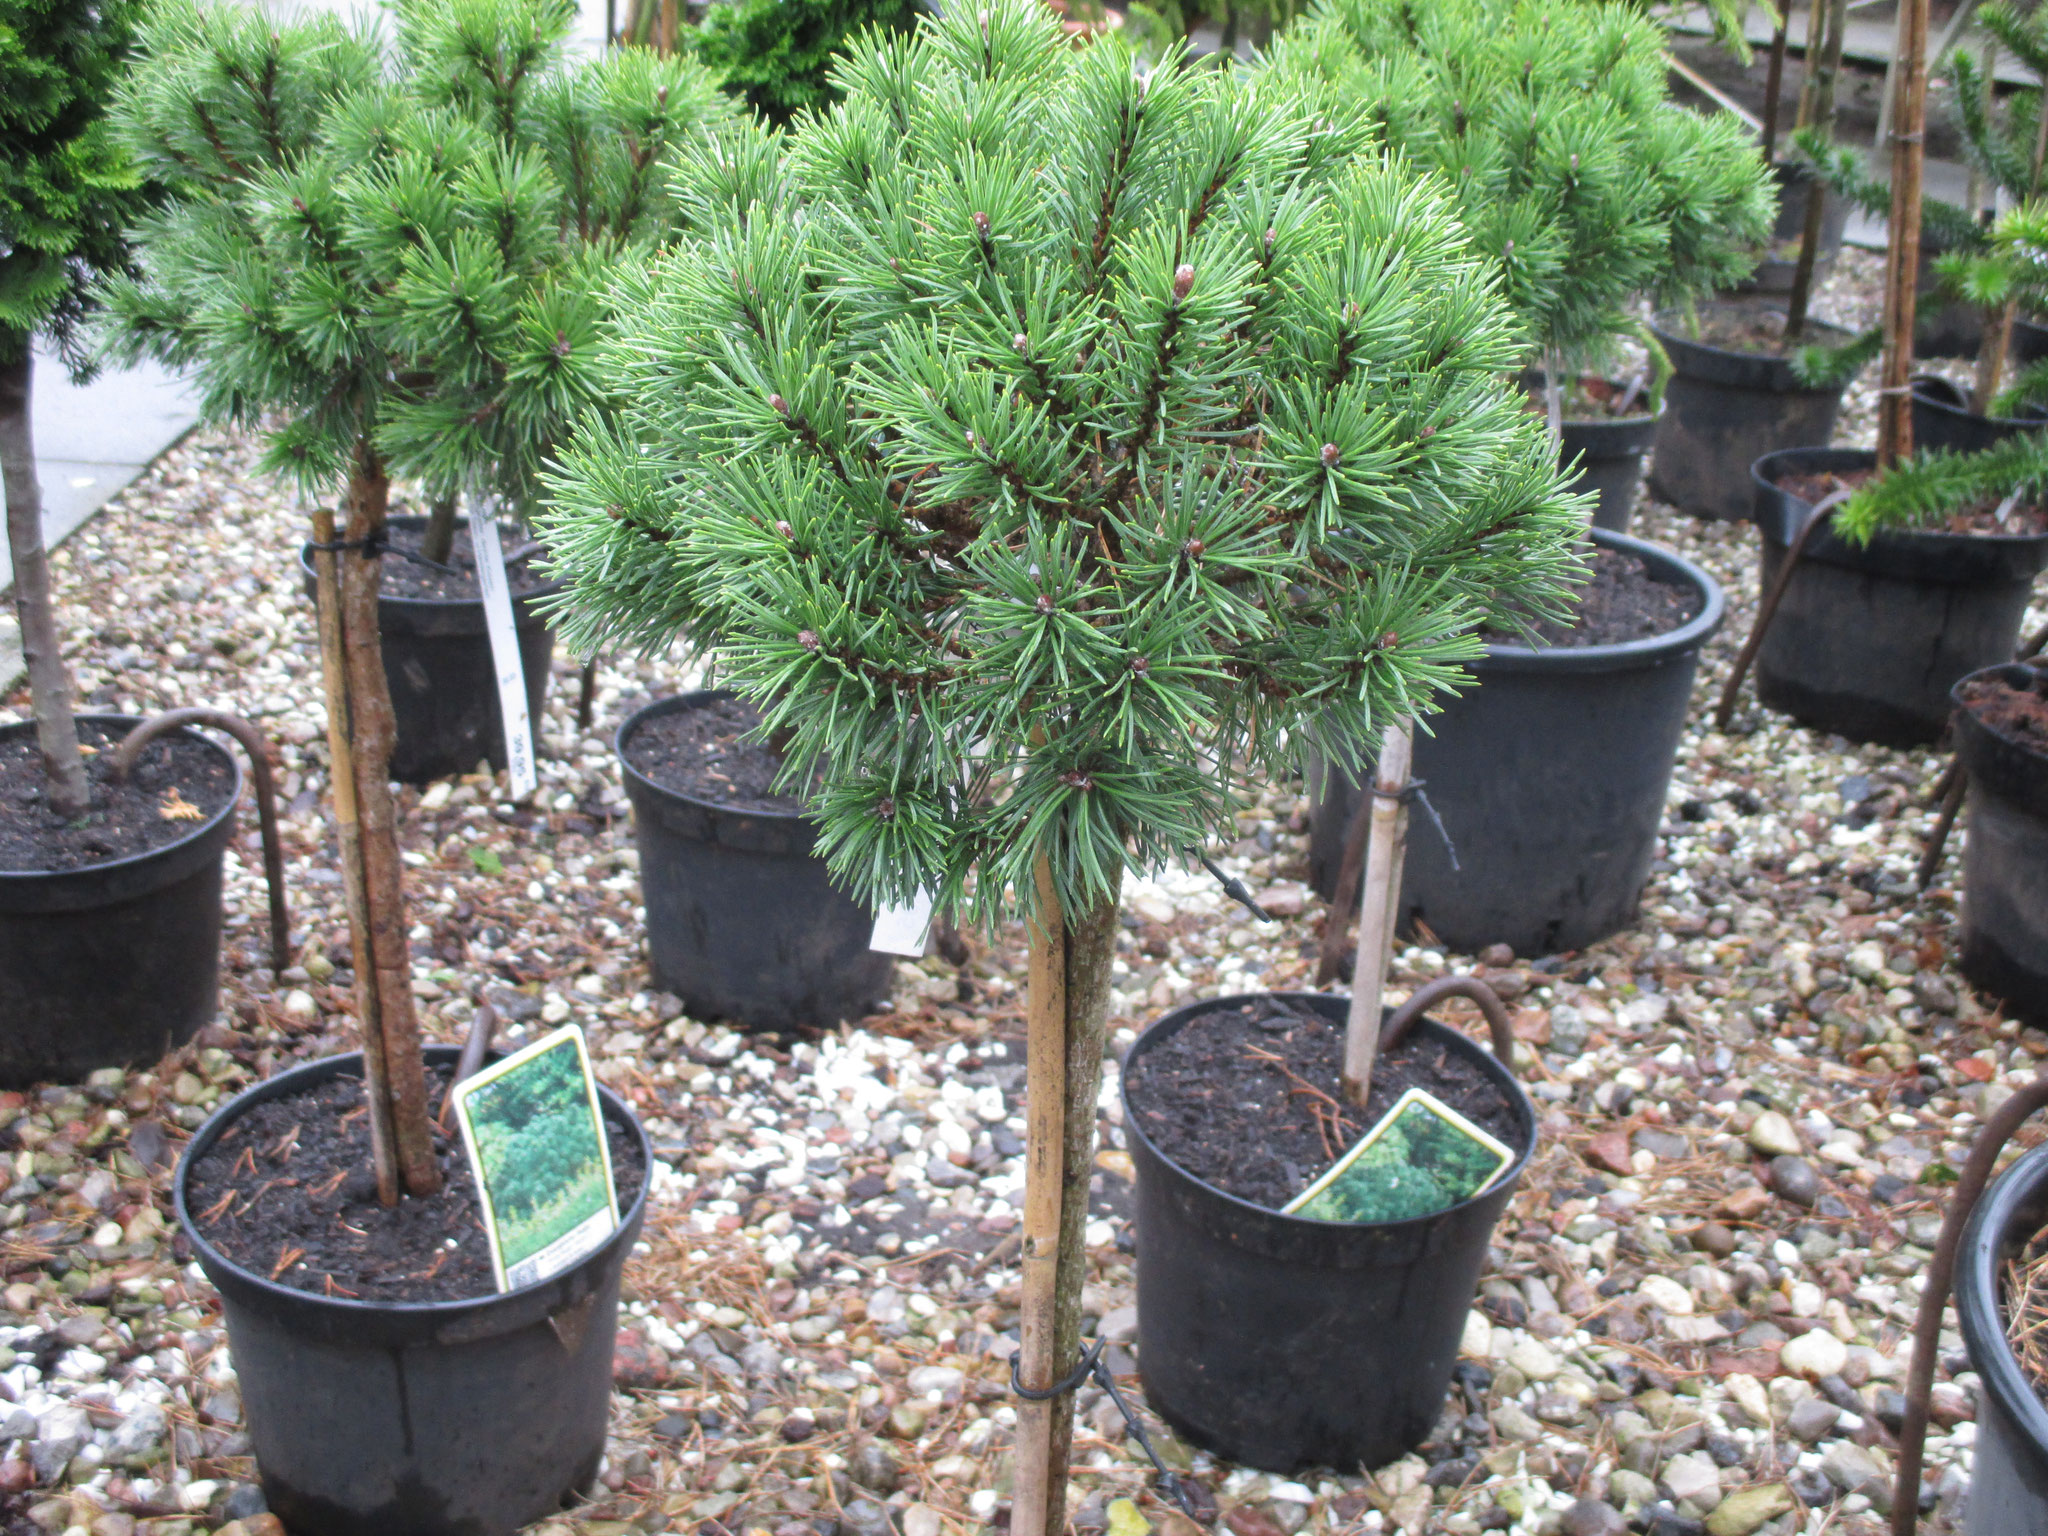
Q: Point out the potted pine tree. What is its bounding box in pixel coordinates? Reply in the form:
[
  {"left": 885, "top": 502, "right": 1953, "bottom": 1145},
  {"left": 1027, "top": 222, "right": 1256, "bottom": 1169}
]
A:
[
  {"left": 1265, "top": 0, "right": 1772, "bottom": 534},
  {"left": 545, "top": 0, "right": 1582, "bottom": 1503},
  {"left": 0, "top": 0, "right": 264, "bottom": 1083},
  {"left": 1267, "top": 0, "right": 1737, "bottom": 955},
  {"left": 103, "top": 4, "right": 711, "bottom": 1529}
]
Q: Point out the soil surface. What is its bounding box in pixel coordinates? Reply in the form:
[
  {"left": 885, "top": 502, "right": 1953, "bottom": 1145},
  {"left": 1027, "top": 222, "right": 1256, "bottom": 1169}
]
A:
[
  {"left": 1665, "top": 300, "right": 1820, "bottom": 359},
  {"left": 1777, "top": 468, "right": 2048, "bottom": 535},
  {"left": 624, "top": 696, "right": 809, "bottom": 813},
  {"left": 1527, "top": 373, "right": 1655, "bottom": 422},
  {"left": 1123, "top": 995, "right": 1520, "bottom": 1212},
  {"left": 372, "top": 520, "right": 551, "bottom": 602},
  {"left": 0, "top": 720, "right": 234, "bottom": 874},
  {"left": 1485, "top": 547, "right": 1703, "bottom": 649},
  {"left": 185, "top": 1064, "right": 645, "bottom": 1303},
  {"left": 1960, "top": 670, "right": 2048, "bottom": 755}
]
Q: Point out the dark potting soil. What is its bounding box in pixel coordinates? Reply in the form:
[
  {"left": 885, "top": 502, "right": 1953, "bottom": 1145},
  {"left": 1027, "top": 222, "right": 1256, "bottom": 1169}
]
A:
[
  {"left": 185, "top": 1065, "right": 645, "bottom": 1303},
  {"left": 0, "top": 721, "right": 234, "bottom": 875},
  {"left": 624, "top": 696, "right": 810, "bottom": 813},
  {"left": 1775, "top": 469, "right": 2048, "bottom": 536},
  {"left": 1961, "top": 671, "right": 2048, "bottom": 756},
  {"left": 1123, "top": 995, "right": 1520, "bottom": 1213},
  {"left": 1483, "top": 547, "right": 1702, "bottom": 649},
  {"left": 374, "top": 521, "right": 550, "bottom": 602},
  {"left": 1671, "top": 301, "right": 1810, "bottom": 359}
]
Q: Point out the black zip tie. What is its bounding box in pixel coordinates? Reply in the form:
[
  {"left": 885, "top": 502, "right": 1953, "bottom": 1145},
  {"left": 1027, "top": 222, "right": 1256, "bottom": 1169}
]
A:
[
  {"left": 304, "top": 527, "right": 459, "bottom": 575},
  {"left": 1011, "top": 1342, "right": 1211, "bottom": 1521},
  {"left": 1371, "top": 778, "right": 1459, "bottom": 874},
  {"left": 1190, "top": 851, "right": 1273, "bottom": 922}
]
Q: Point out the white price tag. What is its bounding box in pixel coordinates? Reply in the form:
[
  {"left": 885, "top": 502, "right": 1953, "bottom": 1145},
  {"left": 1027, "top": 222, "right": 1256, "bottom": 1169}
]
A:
[
  {"left": 467, "top": 502, "right": 537, "bottom": 800},
  {"left": 870, "top": 890, "right": 935, "bottom": 956}
]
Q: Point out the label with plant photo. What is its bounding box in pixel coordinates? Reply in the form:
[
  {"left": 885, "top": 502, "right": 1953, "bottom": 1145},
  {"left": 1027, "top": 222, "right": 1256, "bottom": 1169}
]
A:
[
  {"left": 1283, "top": 1087, "right": 1514, "bottom": 1225},
  {"left": 451, "top": 1025, "right": 618, "bottom": 1292}
]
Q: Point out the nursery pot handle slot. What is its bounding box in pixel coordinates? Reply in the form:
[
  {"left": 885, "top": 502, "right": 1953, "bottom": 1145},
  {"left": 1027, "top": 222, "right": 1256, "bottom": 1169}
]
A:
[
  {"left": 1890, "top": 1073, "right": 2048, "bottom": 1534},
  {"left": 110, "top": 708, "right": 290, "bottom": 973},
  {"left": 1376, "top": 975, "right": 1516, "bottom": 1067},
  {"left": 1713, "top": 486, "right": 1854, "bottom": 733}
]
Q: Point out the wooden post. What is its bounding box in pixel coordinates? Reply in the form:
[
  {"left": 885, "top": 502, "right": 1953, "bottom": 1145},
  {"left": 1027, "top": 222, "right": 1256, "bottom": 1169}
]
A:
[
  {"left": 1342, "top": 720, "right": 1413, "bottom": 1105},
  {"left": 311, "top": 506, "right": 399, "bottom": 1206},
  {"left": 1012, "top": 856, "right": 1069, "bottom": 1536},
  {"left": 1761, "top": 15, "right": 1790, "bottom": 163},
  {"left": 1877, "top": 0, "right": 1932, "bottom": 468}
]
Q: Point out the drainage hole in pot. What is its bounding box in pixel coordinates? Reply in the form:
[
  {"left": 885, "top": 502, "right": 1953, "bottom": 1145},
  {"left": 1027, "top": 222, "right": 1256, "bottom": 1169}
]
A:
[
  {"left": 1123, "top": 999, "right": 1520, "bottom": 1212},
  {"left": 185, "top": 1065, "right": 646, "bottom": 1303}
]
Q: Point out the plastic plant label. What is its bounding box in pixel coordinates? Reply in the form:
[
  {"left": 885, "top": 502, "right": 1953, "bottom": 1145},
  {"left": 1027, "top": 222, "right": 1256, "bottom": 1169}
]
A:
[
  {"left": 467, "top": 501, "right": 537, "bottom": 800},
  {"left": 870, "top": 889, "right": 935, "bottom": 956},
  {"left": 451, "top": 1024, "right": 618, "bottom": 1292},
  {"left": 1282, "top": 1086, "right": 1514, "bottom": 1225}
]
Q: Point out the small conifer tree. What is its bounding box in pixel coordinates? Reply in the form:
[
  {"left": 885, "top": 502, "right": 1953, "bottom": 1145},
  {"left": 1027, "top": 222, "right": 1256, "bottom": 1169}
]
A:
[
  {"left": 686, "top": 0, "right": 922, "bottom": 124},
  {"left": 105, "top": 0, "right": 726, "bottom": 1201},
  {"left": 0, "top": 0, "right": 154, "bottom": 820},
  {"left": 1262, "top": 0, "right": 1772, "bottom": 426},
  {"left": 543, "top": 1, "right": 1582, "bottom": 1522}
]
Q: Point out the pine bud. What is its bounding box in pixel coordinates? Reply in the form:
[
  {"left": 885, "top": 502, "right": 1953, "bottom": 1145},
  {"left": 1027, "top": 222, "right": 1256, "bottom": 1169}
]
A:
[
  {"left": 1419, "top": 424, "right": 1436, "bottom": 438},
  {"left": 964, "top": 429, "right": 977, "bottom": 447},
  {"left": 1059, "top": 770, "right": 1094, "bottom": 791},
  {"left": 657, "top": 85, "right": 669, "bottom": 106},
  {"left": 1503, "top": 239, "right": 1514, "bottom": 257},
  {"left": 1377, "top": 631, "right": 1399, "bottom": 650},
  {"left": 1320, "top": 443, "right": 1340, "bottom": 468},
  {"left": 553, "top": 330, "right": 571, "bottom": 357},
  {"left": 798, "top": 629, "right": 820, "bottom": 651},
  {"left": 1130, "top": 656, "right": 1150, "bottom": 675},
  {"left": 1013, "top": 332, "right": 1030, "bottom": 356},
  {"left": 776, "top": 520, "right": 794, "bottom": 538},
  {"left": 1569, "top": 153, "right": 1579, "bottom": 172},
  {"left": 1264, "top": 226, "right": 1276, "bottom": 250},
  {"left": 770, "top": 393, "right": 790, "bottom": 416},
  {"left": 292, "top": 196, "right": 308, "bottom": 214},
  {"left": 1183, "top": 537, "right": 1205, "bottom": 557},
  {"left": 1172, "top": 264, "right": 1195, "bottom": 303},
  {"left": 875, "top": 795, "right": 897, "bottom": 821},
  {"left": 1035, "top": 594, "right": 1054, "bottom": 614},
  {"left": 973, "top": 211, "right": 991, "bottom": 239}
]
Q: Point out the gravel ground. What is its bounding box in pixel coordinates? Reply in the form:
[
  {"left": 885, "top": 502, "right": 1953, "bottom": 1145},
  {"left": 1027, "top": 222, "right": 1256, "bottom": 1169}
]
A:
[{"left": 0, "top": 249, "right": 2043, "bottom": 1536}]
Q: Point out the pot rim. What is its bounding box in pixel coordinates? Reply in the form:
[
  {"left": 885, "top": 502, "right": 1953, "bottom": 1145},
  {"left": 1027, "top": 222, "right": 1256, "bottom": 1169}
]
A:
[
  {"left": 172, "top": 1047, "right": 652, "bottom": 1319},
  {"left": 1958, "top": 1139, "right": 2048, "bottom": 1460},
  {"left": 0, "top": 713, "right": 242, "bottom": 885},
  {"left": 1752, "top": 447, "right": 2048, "bottom": 553},
  {"left": 1475, "top": 526, "right": 1725, "bottom": 670},
  {"left": 1953, "top": 661, "right": 2048, "bottom": 765},
  {"left": 1650, "top": 305, "right": 1856, "bottom": 358},
  {"left": 295, "top": 512, "right": 565, "bottom": 612},
  {"left": 615, "top": 691, "right": 815, "bottom": 825},
  {"left": 1119, "top": 989, "right": 1537, "bottom": 1234},
  {"left": 1909, "top": 374, "right": 2048, "bottom": 429},
  {"left": 1520, "top": 369, "right": 1665, "bottom": 429}
]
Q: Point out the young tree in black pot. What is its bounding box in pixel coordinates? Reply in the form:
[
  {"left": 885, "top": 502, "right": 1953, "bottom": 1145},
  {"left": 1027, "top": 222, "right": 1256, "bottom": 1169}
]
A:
[
  {"left": 0, "top": 0, "right": 290, "bottom": 1082},
  {"left": 545, "top": 0, "right": 1582, "bottom": 1502},
  {"left": 100, "top": 6, "right": 721, "bottom": 1526}
]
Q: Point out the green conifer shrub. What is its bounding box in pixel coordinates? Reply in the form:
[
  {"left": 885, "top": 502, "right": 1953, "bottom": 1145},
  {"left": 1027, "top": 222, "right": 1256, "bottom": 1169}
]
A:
[
  {"left": 687, "top": 0, "right": 922, "bottom": 124},
  {"left": 542, "top": 2, "right": 1582, "bottom": 1521}
]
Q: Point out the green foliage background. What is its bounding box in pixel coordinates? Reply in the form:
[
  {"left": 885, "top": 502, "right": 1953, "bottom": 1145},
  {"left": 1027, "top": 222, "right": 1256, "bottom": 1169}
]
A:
[{"left": 688, "top": 0, "right": 923, "bottom": 125}]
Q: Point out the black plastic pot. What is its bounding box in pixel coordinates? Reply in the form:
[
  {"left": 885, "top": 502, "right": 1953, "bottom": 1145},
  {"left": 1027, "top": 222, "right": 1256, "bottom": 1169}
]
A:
[
  {"left": 2014, "top": 314, "right": 2048, "bottom": 368},
  {"left": 1309, "top": 529, "right": 1724, "bottom": 956},
  {"left": 1952, "top": 663, "right": 2048, "bottom": 1025},
  {"left": 173, "top": 1047, "right": 650, "bottom": 1536},
  {"left": 1647, "top": 306, "right": 1854, "bottom": 522},
  {"left": 1750, "top": 448, "right": 2048, "bottom": 745},
  {"left": 618, "top": 693, "right": 893, "bottom": 1030},
  {"left": 1910, "top": 374, "right": 2048, "bottom": 455},
  {"left": 0, "top": 715, "right": 239, "bottom": 1086},
  {"left": 1563, "top": 409, "right": 1660, "bottom": 533},
  {"left": 1955, "top": 1139, "right": 2048, "bottom": 1533},
  {"left": 1123, "top": 991, "right": 1534, "bottom": 1473},
  {"left": 1737, "top": 159, "right": 1846, "bottom": 296},
  {"left": 298, "top": 516, "right": 559, "bottom": 784}
]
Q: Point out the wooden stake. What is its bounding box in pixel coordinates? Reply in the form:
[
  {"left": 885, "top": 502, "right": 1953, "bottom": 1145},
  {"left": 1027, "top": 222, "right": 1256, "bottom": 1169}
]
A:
[
  {"left": 312, "top": 506, "right": 399, "bottom": 1206},
  {"left": 338, "top": 447, "right": 441, "bottom": 1196},
  {"left": 1343, "top": 720, "right": 1413, "bottom": 1105},
  {"left": 1877, "top": 0, "right": 1932, "bottom": 468},
  {"left": 1012, "top": 855, "right": 1069, "bottom": 1536},
  {"left": 1762, "top": 16, "right": 1790, "bottom": 163}
]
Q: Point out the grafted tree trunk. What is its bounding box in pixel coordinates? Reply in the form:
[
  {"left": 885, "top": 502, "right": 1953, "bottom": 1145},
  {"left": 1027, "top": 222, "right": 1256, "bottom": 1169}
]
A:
[
  {"left": 1014, "top": 857, "right": 1122, "bottom": 1536},
  {"left": 338, "top": 443, "right": 441, "bottom": 1197},
  {"left": 422, "top": 493, "right": 460, "bottom": 567},
  {"left": 0, "top": 349, "right": 90, "bottom": 820}
]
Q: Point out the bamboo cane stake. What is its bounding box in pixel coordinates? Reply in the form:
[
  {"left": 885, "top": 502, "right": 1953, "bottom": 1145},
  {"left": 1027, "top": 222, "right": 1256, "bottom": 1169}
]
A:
[
  {"left": 1877, "top": 0, "right": 1932, "bottom": 468},
  {"left": 1762, "top": 15, "right": 1790, "bottom": 163},
  {"left": 312, "top": 506, "right": 399, "bottom": 1206},
  {"left": 1012, "top": 854, "right": 1069, "bottom": 1536},
  {"left": 1343, "top": 720, "right": 1413, "bottom": 1104}
]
